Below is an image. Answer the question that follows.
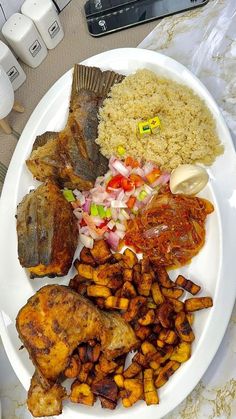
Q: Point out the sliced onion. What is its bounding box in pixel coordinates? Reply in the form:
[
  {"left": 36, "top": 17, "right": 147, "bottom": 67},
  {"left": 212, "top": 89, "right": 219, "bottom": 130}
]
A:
[
  {"left": 79, "top": 226, "right": 90, "bottom": 235},
  {"left": 111, "top": 200, "right": 127, "bottom": 208},
  {"left": 79, "top": 234, "right": 94, "bottom": 249},
  {"left": 123, "top": 186, "right": 135, "bottom": 198},
  {"left": 91, "top": 215, "right": 104, "bottom": 226},
  {"left": 73, "top": 209, "right": 83, "bottom": 220},
  {"left": 119, "top": 209, "right": 130, "bottom": 221},
  {"left": 143, "top": 184, "right": 154, "bottom": 195},
  {"left": 116, "top": 222, "right": 126, "bottom": 231},
  {"left": 106, "top": 230, "right": 120, "bottom": 250},
  {"left": 109, "top": 156, "right": 119, "bottom": 175},
  {"left": 107, "top": 220, "right": 115, "bottom": 230},
  {"left": 151, "top": 172, "right": 170, "bottom": 187},
  {"left": 131, "top": 167, "right": 145, "bottom": 177},
  {"left": 111, "top": 208, "right": 118, "bottom": 221},
  {"left": 112, "top": 159, "right": 130, "bottom": 177},
  {"left": 117, "top": 189, "right": 125, "bottom": 202},
  {"left": 73, "top": 189, "right": 86, "bottom": 205},
  {"left": 143, "top": 161, "right": 155, "bottom": 175},
  {"left": 82, "top": 198, "right": 91, "bottom": 213}
]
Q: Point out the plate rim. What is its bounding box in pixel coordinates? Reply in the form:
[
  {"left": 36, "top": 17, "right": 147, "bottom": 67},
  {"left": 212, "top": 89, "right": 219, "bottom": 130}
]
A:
[{"left": 0, "top": 47, "right": 236, "bottom": 418}]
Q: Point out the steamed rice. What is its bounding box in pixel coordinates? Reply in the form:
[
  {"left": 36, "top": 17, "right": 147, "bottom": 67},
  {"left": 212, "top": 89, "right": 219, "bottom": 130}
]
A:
[{"left": 96, "top": 69, "right": 223, "bottom": 171}]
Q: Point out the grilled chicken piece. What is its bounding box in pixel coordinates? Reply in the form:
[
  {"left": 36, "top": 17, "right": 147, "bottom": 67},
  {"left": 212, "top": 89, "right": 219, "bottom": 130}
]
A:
[
  {"left": 16, "top": 285, "right": 137, "bottom": 383},
  {"left": 16, "top": 181, "right": 78, "bottom": 278},
  {"left": 27, "top": 372, "right": 66, "bottom": 417},
  {"left": 26, "top": 65, "right": 124, "bottom": 190}
]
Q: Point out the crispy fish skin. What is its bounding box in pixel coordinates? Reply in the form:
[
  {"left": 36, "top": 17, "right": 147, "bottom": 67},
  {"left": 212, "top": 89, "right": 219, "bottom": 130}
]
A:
[
  {"left": 16, "top": 285, "right": 137, "bottom": 383},
  {"left": 26, "top": 65, "right": 124, "bottom": 190},
  {"left": 16, "top": 181, "right": 78, "bottom": 278},
  {"left": 27, "top": 372, "right": 66, "bottom": 417}
]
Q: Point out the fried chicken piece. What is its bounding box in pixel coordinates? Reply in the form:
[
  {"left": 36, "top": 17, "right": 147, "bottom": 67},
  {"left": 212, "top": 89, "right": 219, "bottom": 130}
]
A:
[
  {"left": 16, "top": 285, "right": 137, "bottom": 383},
  {"left": 27, "top": 372, "right": 66, "bottom": 417},
  {"left": 16, "top": 180, "right": 78, "bottom": 278}
]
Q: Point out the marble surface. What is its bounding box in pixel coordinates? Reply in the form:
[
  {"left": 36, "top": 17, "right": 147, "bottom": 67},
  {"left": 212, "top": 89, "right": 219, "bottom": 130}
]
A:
[{"left": 1, "top": 0, "right": 236, "bottom": 418}]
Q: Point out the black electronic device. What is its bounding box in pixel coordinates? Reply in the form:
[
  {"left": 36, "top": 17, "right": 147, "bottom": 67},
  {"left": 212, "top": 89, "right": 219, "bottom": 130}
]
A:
[{"left": 84, "top": 0, "right": 209, "bottom": 37}]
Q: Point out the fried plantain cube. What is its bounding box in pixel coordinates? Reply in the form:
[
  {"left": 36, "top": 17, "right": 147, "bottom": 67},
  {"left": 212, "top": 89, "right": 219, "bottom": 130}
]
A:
[
  {"left": 79, "top": 247, "right": 96, "bottom": 266},
  {"left": 185, "top": 297, "right": 213, "bottom": 312},
  {"left": 90, "top": 239, "right": 112, "bottom": 264},
  {"left": 175, "top": 275, "right": 201, "bottom": 295},
  {"left": 175, "top": 312, "right": 195, "bottom": 343},
  {"left": 123, "top": 248, "right": 138, "bottom": 268},
  {"left": 122, "top": 296, "right": 146, "bottom": 322},
  {"left": 170, "top": 342, "right": 191, "bottom": 363},
  {"left": 161, "top": 287, "right": 184, "bottom": 299},
  {"left": 70, "top": 382, "right": 94, "bottom": 406},
  {"left": 151, "top": 283, "right": 165, "bottom": 306},
  {"left": 92, "top": 378, "right": 118, "bottom": 403},
  {"left": 138, "top": 273, "right": 153, "bottom": 296},
  {"left": 123, "top": 361, "right": 142, "bottom": 378},
  {"left": 114, "top": 374, "right": 124, "bottom": 388},
  {"left": 123, "top": 268, "right": 133, "bottom": 282},
  {"left": 138, "top": 309, "right": 155, "bottom": 326},
  {"left": 121, "top": 379, "right": 143, "bottom": 407},
  {"left": 158, "top": 329, "right": 178, "bottom": 345},
  {"left": 105, "top": 296, "right": 129, "bottom": 310},
  {"left": 76, "top": 263, "right": 94, "bottom": 279},
  {"left": 144, "top": 369, "right": 159, "bottom": 405},
  {"left": 154, "top": 266, "right": 175, "bottom": 288},
  {"left": 155, "top": 361, "right": 180, "bottom": 388},
  {"left": 87, "top": 285, "right": 111, "bottom": 298},
  {"left": 157, "top": 302, "right": 175, "bottom": 328},
  {"left": 167, "top": 297, "right": 184, "bottom": 313},
  {"left": 64, "top": 354, "right": 81, "bottom": 378},
  {"left": 121, "top": 281, "right": 137, "bottom": 298}
]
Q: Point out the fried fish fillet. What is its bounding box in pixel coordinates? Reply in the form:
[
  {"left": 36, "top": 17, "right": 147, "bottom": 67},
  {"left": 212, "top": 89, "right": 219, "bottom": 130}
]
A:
[
  {"left": 16, "top": 285, "right": 138, "bottom": 383},
  {"left": 16, "top": 181, "right": 78, "bottom": 278},
  {"left": 26, "top": 65, "right": 124, "bottom": 190}
]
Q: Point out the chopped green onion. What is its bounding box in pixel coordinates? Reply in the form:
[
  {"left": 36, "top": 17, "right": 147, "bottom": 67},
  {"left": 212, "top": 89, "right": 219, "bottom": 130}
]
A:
[
  {"left": 117, "top": 145, "right": 126, "bottom": 156},
  {"left": 105, "top": 208, "right": 112, "bottom": 218},
  {"left": 138, "top": 190, "right": 148, "bottom": 201},
  {"left": 63, "top": 189, "right": 75, "bottom": 202},
  {"left": 91, "top": 203, "right": 98, "bottom": 216},
  {"left": 97, "top": 205, "right": 106, "bottom": 218}
]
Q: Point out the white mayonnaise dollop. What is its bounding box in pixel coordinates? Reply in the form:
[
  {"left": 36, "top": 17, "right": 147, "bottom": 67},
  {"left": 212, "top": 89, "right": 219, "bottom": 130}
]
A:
[{"left": 170, "top": 164, "right": 209, "bottom": 195}]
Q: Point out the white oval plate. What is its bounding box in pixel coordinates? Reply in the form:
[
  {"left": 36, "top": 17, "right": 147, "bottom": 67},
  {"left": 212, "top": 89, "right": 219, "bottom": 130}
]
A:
[{"left": 0, "top": 48, "right": 236, "bottom": 418}]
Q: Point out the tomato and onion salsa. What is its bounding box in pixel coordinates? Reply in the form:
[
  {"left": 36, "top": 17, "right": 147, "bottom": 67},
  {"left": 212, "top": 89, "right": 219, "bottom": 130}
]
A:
[{"left": 63, "top": 157, "right": 170, "bottom": 250}]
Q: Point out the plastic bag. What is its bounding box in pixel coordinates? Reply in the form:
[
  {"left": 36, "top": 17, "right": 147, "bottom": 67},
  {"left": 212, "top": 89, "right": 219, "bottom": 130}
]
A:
[{"left": 139, "top": 0, "right": 236, "bottom": 145}]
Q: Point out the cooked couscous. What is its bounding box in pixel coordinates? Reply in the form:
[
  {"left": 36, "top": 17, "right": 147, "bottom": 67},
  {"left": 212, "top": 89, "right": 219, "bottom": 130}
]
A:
[{"left": 96, "top": 69, "right": 223, "bottom": 171}]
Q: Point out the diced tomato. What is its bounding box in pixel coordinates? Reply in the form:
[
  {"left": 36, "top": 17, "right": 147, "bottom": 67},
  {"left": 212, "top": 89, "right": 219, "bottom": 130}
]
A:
[
  {"left": 99, "top": 221, "right": 108, "bottom": 228},
  {"left": 121, "top": 177, "right": 133, "bottom": 191},
  {"left": 127, "top": 196, "right": 136, "bottom": 209},
  {"left": 125, "top": 156, "right": 140, "bottom": 168},
  {"left": 80, "top": 218, "right": 87, "bottom": 227},
  {"left": 106, "top": 174, "right": 133, "bottom": 192},
  {"left": 146, "top": 168, "right": 161, "bottom": 184},
  {"left": 106, "top": 174, "right": 124, "bottom": 191},
  {"left": 129, "top": 174, "right": 145, "bottom": 187}
]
